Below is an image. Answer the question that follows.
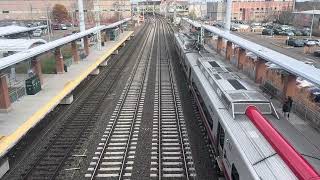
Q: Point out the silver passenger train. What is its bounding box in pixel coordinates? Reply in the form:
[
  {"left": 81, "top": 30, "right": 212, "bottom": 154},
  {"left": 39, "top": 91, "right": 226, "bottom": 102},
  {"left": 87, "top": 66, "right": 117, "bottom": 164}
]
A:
[{"left": 174, "top": 32, "right": 320, "bottom": 180}]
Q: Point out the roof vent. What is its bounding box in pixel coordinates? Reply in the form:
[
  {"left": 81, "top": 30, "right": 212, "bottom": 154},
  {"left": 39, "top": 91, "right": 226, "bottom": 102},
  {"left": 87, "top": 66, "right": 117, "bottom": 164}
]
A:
[
  {"left": 209, "top": 61, "right": 220, "bottom": 67},
  {"left": 228, "top": 79, "right": 246, "bottom": 90}
]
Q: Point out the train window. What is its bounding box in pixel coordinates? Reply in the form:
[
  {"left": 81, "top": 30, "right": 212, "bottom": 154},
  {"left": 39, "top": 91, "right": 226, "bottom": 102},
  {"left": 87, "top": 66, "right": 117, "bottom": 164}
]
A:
[
  {"left": 231, "top": 164, "right": 240, "bottom": 180},
  {"left": 217, "top": 123, "right": 225, "bottom": 149},
  {"left": 188, "top": 67, "right": 192, "bottom": 82}
]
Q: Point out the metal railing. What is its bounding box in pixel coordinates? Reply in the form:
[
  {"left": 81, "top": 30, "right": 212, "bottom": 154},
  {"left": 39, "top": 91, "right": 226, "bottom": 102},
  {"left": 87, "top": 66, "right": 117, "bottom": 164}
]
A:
[
  {"left": 9, "top": 85, "right": 26, "bottom": 103},
  {"left": 260, "top": 82, "right": 320, "bottom": 131}
]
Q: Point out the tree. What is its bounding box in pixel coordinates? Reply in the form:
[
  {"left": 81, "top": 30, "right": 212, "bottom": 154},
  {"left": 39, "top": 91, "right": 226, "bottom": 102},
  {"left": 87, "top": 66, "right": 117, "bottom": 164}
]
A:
[
  {"left": 277, "top": 10, "right": 294, "bottom": 25},
  {"left": 52, "top": 4, "right": 70, "bottom": 23},
  {"left": 189, "top": 10, "right": 196, "bottom": 20}
]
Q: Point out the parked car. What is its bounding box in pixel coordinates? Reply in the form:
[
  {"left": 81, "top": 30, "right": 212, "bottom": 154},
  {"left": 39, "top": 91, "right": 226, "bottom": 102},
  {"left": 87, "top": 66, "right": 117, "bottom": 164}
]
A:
[
  {"left": 60, "top": 24, "right": 67, "bottom": 30},
  {"left": 280, "top": 30, "right": 294, "bottom": 36},
  {"left": 66, "top": 23, "right": 73, "bottom": 27},
  {"left": 280, "top": 25, "right": 291, "bottom": 31},
  {"left": 286, "top": 38, "right": 304, "bottom": 47},
  {"left": 314, "top": 50, "right": 320, "bottom": 57},
  {"left": 262, "top": 29, "right": 273, "bottom": 35},
  {"left": 52, "top": 24, "right": 60, "bottom": 30},
  {"left": 32, "top": 29, "right": 42, "bottom": 37},
  {"left": 286, "top": 31, "right": 295, "bottom": 36},
  {"left": 273, "top": 28, "right": 283, "bottom": 35},
  {"left": 302, "top": 30, "right": 311, "bottom": 36},
  {"left": 293, "top": 30, "right": 303, "bottom": 36},
  {"left": 303, "top": 39, "right": 320, "bottom": 46}
]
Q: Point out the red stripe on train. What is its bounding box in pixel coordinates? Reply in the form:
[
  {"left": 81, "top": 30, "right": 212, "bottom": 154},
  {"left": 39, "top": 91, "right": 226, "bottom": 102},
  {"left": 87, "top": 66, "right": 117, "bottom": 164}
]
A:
[{"left": 245, "top": 106, "right": 320, "bottom": 180}]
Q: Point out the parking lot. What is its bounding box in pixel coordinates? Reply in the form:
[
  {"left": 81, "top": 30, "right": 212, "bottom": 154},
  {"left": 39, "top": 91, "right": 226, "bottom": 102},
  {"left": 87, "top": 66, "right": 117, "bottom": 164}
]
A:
[
  {"left": 234, "top": 31, "right": 320, "bottom": 68},
  {"left": 31, "top": 27, "right": 78, "bottom": 42}
]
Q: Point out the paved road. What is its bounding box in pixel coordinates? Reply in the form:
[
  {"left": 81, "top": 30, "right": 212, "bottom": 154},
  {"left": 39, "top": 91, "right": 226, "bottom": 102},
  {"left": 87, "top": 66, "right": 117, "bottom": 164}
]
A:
[{"left": 234, "top": 31, "right": 320, "bottom": 68}]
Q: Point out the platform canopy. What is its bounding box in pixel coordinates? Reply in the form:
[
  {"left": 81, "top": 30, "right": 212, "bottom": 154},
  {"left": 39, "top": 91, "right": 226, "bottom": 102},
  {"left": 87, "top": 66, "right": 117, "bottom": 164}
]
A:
[
  {"left": 0, "top": 18, "right": 131, "bottom": 71},
  {"left": 293, "top": 10, "right": 320, "bottom": 15},
  {"left": 0, "top": 39, "right": 47, "bottom": 52},
  {"left": 0, "top": 25, "right": 47, "bottom": 37},
  {"left": 182, "top": 18, "right": 320, "bottom": 87}
]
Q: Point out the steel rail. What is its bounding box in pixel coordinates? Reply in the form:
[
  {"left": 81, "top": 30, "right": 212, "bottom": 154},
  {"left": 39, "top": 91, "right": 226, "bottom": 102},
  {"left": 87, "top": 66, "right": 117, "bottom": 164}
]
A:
[
  {"left": 161, "top": 19, "right": 191, "bottom": 180},
  {"left": 89, "top": 21, "right": 156, "bottom": 180},
  {"left": 21, "top": 22, "right": 149, "bottom": 180},
  {"left": 118, "top": 20, "right": 158, "bottom": 179},
  {"left": 156, "top": 18, "right": 162, "bottom": 180}
]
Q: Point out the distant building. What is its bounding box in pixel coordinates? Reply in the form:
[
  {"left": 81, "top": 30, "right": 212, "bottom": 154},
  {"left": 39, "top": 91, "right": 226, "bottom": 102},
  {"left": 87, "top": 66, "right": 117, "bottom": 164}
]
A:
[
  {"left": 0, "top": 0, "right": 131, "bottom": 24},
  {"left": 206, "top": 0, "right": 293, "bottom": 22}
]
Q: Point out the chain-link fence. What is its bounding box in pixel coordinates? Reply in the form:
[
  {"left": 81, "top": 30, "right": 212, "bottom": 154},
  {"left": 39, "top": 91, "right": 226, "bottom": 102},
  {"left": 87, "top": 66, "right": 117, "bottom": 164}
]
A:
[
  {"left": 292, "top": 100, "right": 320, "bottom": 130},
  {"left": 7, "top": 73, "right": 26, "bottom": 103}
]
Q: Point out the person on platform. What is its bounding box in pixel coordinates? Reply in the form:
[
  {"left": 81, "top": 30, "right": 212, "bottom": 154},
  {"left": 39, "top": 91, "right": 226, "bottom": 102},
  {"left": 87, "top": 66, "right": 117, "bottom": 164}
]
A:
[
  {"left": 287, "top": 96, "right": 293, "bottom": 118},
  {"left": 282, "top": 97, "right": 293, "bottom": 119}
]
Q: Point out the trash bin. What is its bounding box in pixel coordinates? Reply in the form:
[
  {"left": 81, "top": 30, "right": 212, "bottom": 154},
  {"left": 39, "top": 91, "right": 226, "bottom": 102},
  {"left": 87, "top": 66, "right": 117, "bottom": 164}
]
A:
[{"left": 26, "top": 75, "right": 41, "bottom": 95}]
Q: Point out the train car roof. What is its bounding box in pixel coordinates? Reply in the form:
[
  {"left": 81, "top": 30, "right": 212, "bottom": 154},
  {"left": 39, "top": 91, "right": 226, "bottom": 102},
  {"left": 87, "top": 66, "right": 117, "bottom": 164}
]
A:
[
  {"left": 191, "top": 58, "right": 297, "bottom": 179},
  {"left": 182, "top": 45, "right": 297, "bottom": 179},
  {"left": 197, "top": 56, "right": 275, "bottom": 118},
  {"left": 178, "top": 31, "right": 320, "bottom": 179}
]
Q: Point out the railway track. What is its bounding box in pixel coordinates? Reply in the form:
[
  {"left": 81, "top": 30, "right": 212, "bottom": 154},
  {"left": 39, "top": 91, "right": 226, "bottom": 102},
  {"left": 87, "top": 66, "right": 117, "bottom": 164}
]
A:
[
  {"left": 150, "top": 19, "right": 196, "bottom": 179},
  {"left": 85, "top": 19, "right": 157, "bottom": 179},
  {"left": 8, "top": 22, "right": 151, "bottom": 180}
]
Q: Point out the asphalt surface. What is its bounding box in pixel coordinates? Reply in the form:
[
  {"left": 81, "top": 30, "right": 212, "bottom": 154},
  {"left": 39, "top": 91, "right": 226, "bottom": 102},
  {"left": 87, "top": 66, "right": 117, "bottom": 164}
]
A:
[{"left": 234, "top": 31, "right": 320, "bottom": 68}]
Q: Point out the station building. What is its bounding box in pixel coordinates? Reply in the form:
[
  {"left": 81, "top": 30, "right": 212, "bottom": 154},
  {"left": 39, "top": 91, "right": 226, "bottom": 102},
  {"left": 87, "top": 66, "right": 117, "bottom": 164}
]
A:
[{"left": 206, "top": 0, "right": 293, "bottom": 22}]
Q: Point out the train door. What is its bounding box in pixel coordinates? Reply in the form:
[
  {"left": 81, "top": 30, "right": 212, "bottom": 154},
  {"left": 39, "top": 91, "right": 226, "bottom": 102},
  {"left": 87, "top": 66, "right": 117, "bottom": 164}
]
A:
[
  {"left": 231, "top": 164, "right": 240, "bottom": 180},
  {"left": 217, "top": 123, "right": 225, "bottom": 155},
  {"left": 188, "top": 67, "right": 192, "bottom": 83}
]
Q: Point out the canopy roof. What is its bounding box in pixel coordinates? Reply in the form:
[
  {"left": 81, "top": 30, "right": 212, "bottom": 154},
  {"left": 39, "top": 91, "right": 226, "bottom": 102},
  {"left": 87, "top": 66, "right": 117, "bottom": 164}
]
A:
[{"left": 0, "top": 39, "right": 47, "bottom": 52}]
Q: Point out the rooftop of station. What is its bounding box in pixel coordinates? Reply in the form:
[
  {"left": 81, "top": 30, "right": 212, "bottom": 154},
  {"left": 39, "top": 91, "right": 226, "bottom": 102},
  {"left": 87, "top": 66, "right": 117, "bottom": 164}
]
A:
[
  {"left": 0, "top": 39, "right": 47, "bottom": 52},
  {"left": 0, "top": 18, "right": 131, "bottom": 71},
  {"left": 0, "top": 25, "right": 47, "bottom": 37}
]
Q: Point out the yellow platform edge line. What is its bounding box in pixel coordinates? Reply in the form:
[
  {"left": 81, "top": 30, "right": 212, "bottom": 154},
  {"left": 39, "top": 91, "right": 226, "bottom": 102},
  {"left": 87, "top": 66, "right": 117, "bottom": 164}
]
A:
[{"left": 0, "top": 31, "right": 133, "bottom": 157}]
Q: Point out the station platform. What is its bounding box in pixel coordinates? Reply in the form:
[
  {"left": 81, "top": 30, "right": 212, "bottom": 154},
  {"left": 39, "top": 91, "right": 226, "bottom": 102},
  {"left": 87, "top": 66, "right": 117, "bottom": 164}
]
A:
[
  {"left": 204, "top": 44, "right": 320, "bottom": 172},
  {"left": 0, "top": 31, "right": 133, "bottom": 174}
]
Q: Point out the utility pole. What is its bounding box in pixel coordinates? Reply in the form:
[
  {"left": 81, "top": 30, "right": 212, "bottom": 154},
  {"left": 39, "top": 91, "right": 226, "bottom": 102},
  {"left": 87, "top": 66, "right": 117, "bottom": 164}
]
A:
[
  {"left": 153, "top": 2, "right": 155, "bottom": 16},
  {"left": 94, "top": 0, "right": 102, "bottom": 50},
  {"left": 143, "top": 3, "right": 145, "bottom": 21},
  {"left": 78, "top": 0, "right": 86, "bottom": 32},
  {"left": 292, "top": 0, "right": 296, "bottom": 12},
  {"left": 78, "top": 0, "right": 85, "bottom": 47},
  {"left": 164, "top": 2, "right": 167, "bottom": 18},
  {"left": 173, "top": 0, "right": 177, "bottom": 22},
  {"left": 225, "top": 0, "right": 232, "bottom": 31},
  {"left": 118, "top": 0, "right": 121, "bottom": 21},
  {"left": 46, "top": 6, "right": 51, "bottom": 41},
  {"left": 137, "top": 1, "right": 139, "bottom": 25},
  {"left": 30, "top": 4, "right": 34, "bottom": 24},
  {"left": 310, "top": 7, "right": 315, "bottom": 39}
]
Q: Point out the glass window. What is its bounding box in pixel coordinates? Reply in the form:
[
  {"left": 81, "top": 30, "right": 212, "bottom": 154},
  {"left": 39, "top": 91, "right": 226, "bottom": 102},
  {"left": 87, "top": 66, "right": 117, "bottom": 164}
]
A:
[
  {"left": 218, "top": 123, "right": 225, "bottom": 149},
  {"left": 231, "top": 164, "right": 240, "bottom": 180}
]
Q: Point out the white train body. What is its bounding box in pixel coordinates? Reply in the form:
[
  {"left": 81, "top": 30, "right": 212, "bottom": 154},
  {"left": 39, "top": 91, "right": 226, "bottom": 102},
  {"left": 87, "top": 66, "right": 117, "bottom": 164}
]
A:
[{"left": 174, "top": 33, "right": 301, "bottom": 180}]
